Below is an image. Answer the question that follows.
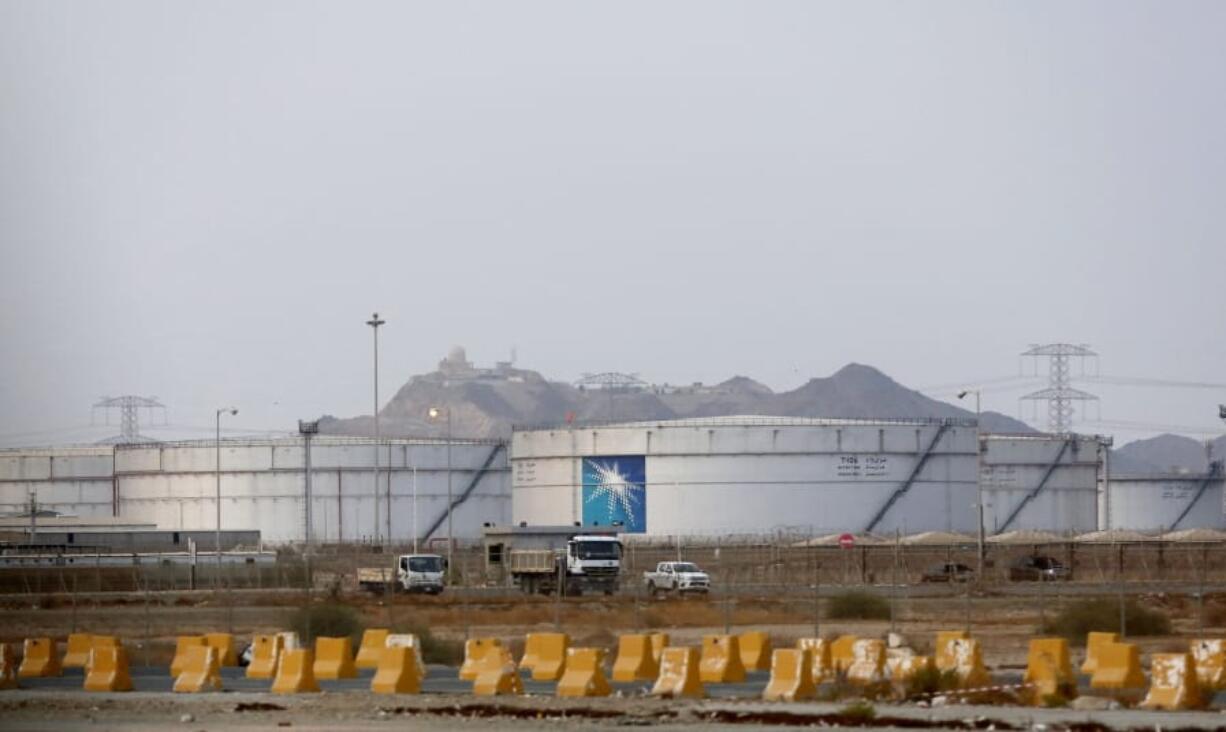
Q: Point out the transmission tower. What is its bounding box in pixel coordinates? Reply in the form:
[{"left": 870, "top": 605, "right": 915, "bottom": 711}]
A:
[
  {"left": 92, "top": 395, "right": 166, "bottom": 443},
  {"left": 1019, "top": 344, "right": 1099, "bottom": 433}
]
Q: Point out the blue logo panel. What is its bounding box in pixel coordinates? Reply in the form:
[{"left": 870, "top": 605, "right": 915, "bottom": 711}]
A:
[{"left": 581, "top": 455, "right": 646, "bottom": 533}]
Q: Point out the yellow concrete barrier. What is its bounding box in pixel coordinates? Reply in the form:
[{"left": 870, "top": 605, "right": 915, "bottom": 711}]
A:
[
  {"left": 763, "top": 648, "right": 815, "bottom": 702},
  {"left": 1089, "top": 642, "right": 1145, "bottom": 693},
  {"left": 459, "top": 638, "right": 502, "bottom": 682},
  {"left": 1190, "top": 638, "right": 1226, "bottom": 690},
  {"left": 313, "top": 637, "right": 358, "bottom": 680},
  {"left": 1141, "top": 653, "right": 1203, "bottom": 710},
  {"left": 62, "top": 634, "right": 93, "bottom": 669},
  {"left": 831, "top": 634, "right": 858, "bottom": 673},
  {"left": 651, "top": 647, "right": 705, "bottom": 699},
  {"left": 170, "top": 636, "right": 207, "bottom": 678},
  {"left": 947, "top": 638, "right": 991, "bottom": 688},
  {"left": 173, "top": 646, "right": 222, "bottom": 693},
  {"left": 1023, "top": 638, "right": 1075, "bottom": 702},
  {"left": 557, "top": 647, "right": 612, "bottom": 697},
  {"left": 649, "top": 633, "right": 669, "bottom": 665},
  {"left": 472, "top": 646, "right": 523, "bottom": 696},
  {"left": 205, "top": 633, "right": 238, "bottom": 667},
  {"left": 246, "top": 634, "right": 283, "bottom": 680},
  {"left": 1080, "top": 631, "right": 1119, "bottom": 676},
  {"left": 0, "top": 643, "right": 18, "bottom": 690},
  {"left": 887, "top": 654, "right": 934, "bottom": 684},
  {"left": 83, "top": 646, "right": 133, "bottom": 692},
  {"left": 738, "top": 631, "right": 772, "bottom": 672},
  {"left": 18, "top": 638, "right": 60, "bottom": 678},
  {"left": 355, "top": 628, "right": 389, "bottom": 670},
  {"left": 524, "top": 632, "right": 569, "bottom": 681},
  {"left": 934, "top": 630, "right": 970, "bottom": 672},
  {"left": 699, "top": 635, "right": 746, "bottom": 684},
  {"left": 371, "top": 646, "right": 421, "bottom": 694},
  {"left": 612, "top": 634, "right": 658, "bottom": 683},
  {"left": 845, "top": 639, "right": 886, "bottom": 686},
  {"left": 796, "top": 638, "right": 833, "bottom": 684},
  {"left": 271, "top": 649, "right": 320, "bottom": 694},
  {"left": 386, "top": 634, "right": 427, "bottom": 681}
]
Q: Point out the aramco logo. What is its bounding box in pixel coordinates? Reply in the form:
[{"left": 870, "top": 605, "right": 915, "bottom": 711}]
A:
[{"left": 581, "top": 456, "right": 646, "bottom": 532}]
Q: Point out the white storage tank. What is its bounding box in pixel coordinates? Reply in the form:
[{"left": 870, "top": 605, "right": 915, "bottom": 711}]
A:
[
  {"left": 979, "top": 433, "right": 1107, "bottom": 535},
  {"left": 511, "top": 416, "right": 979, "bottom": 537},
  {"left": 0, "top": 438, "right": 510, "bottom": 544},
  {"left": 1106, "top": 466, "right": 1225, "bottom": 532}
]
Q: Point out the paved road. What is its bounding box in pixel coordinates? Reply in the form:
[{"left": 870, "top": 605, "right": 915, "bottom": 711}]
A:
[{"left": 16, "top": 664, "right": 777, "bottom": 698}]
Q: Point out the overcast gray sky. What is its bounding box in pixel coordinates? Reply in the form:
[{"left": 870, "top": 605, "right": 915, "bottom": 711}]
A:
[{"left": 2, "top": 1, "right": 1224, "bottom": 446}]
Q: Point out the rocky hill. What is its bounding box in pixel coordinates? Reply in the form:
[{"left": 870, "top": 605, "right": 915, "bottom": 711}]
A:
[
  {"left": 318, "top": 348, "right": 1033, "bottom": 439},
  {"left": 1111, "top": 433, "right": 1226, "bottom": 474}
]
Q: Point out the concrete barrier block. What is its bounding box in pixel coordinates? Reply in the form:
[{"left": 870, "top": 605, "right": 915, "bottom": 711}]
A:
[
  {"left": 173, "top": 646, "right": 223, "bottom": 693},
  {"left": 62, "top": 634, "right": 94, "bottom": 669},
  {"left": 738, "top": 631, "right": 772, "bottom": 672},
  {"left": 699, "top": 635, "right": 746, "bottom": 684},
  {"left": 246, "top": 634, "right": 283, "bottom": 680},
  {"left": 18, "top": 638, "right": 60, "bottom": 678},
  {"left": 170, "top": 636, "right": 207, "bottom": 678},
  {"left": 313, "top": 637, "right": 358, "bottom": 680},
  {"left": 557, "top": 648, "right": 611, "bottom": 697},
  {"left": 83, "top": 646, "right": 133, "bottom": 692},
  {"left": 371, "top": 646, "right": 421, "bottom": 694},
  {"left": 763, "top": 648, "right": 816, "bottom": 702},
  {"left": 271, "top": 649, "right": 320, "bottom": 694},
  {"left": 459, "top": 638, "right": 502, "bottom": 682},
  {"left": 355, "top": 629, "right": 390, "bottom": 669},
  {"left": 612, "top": 634, "right": 659, "bottom": 683},
  {"left": 1142, "top": 653, "right": 1203, "bottom": 710},
  {"left": 651, "top": 647, "right": 704, "bottom": 699}
]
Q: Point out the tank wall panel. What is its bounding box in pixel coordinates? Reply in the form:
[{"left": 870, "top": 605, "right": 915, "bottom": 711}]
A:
[{"left": 1108, "top": 478, "right": 1225, "bottom": 531}]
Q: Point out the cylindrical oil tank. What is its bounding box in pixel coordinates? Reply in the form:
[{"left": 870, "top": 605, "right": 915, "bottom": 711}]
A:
[
  {"left": 511, "top": 416, "right": 978, "bottom": 537},
  {"left": 1, "top": 439, "right": 510, "bottom": 544},
  {"left": 0, "top": 447, "right": 116, "bottom": 519},
  {"left": 979, "top": 433, "right": 1107, "bottom": 535},
  {"left": 1106, "top": 472, "right": 1226, "bottom": 531}
]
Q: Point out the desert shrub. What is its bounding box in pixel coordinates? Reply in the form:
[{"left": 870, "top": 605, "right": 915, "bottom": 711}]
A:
[
  {"left": 289, "top": 601, "right": 364, "bottom": 644},
  {"left": 826, "top": 591, "right": 891, "bottom": 621},
  {"left": 392, "top": 622, "right": 465, "bottom": 666},
  {"left": 904, "top": 665, "right": 961, "bottom": 697},
  {"left": 1040, "top": 598, "right": 1170, "bottom": 640},
  {"left": 838, "top": 700, "right": 877, "bottom": 723}
]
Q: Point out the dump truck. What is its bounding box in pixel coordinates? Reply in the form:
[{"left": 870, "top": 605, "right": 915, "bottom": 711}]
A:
[
  {"left": 482, "top": 524, "right": 623, "bottom": 596},
  {"left": 357, "top": 553, "right": 447, "bottom": 594}
]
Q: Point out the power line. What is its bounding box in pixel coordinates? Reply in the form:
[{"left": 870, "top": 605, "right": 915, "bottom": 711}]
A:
[{"left": 1081, "top": 375, "right": 1226, "bottom": 390}]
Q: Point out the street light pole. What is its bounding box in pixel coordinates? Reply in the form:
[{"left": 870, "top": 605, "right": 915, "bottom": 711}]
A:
[
  {"left": 366, "top": 312, "right": 385, "bottom": 545},
  {"left": 428, "top": 407, "right": 454, "bottom": 575},
  {"left": 958, "top": 389, "right": 984, "bottom": 577},
  {"left": 215, "top": 407, "right": 238, "bottom": 583}
]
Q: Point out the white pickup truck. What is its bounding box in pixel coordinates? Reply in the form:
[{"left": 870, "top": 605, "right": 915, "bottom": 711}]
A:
[{"left": 643, "top": 561, "right": 710, "bottom": 596}]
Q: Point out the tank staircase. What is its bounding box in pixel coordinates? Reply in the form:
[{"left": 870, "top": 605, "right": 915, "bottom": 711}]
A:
[
  {"left": 996, "top": 436, "right": 1075, "bottom": 533},
  {"left": 420, "top": 443, "right": 506, "bottom": 544},
  {"left": 1169, "top": 460, "right": 1225, "bottom": 531}
]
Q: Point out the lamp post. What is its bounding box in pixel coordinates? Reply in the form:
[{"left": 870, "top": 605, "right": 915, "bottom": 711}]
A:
[
  {"left": 366, "top": 312, "right": 385, "bottom": 544},
  {"left": 215, "top": 407, "right": 238, "bottom": 581},
  {"left": 958, "top": 389, "right": 984, "bottom": 577},
  {"left": 299, "top": 420, "right": 319, "bottom": 547},
  {"left": 428, "top": 406, "right": 453, "bottom": 574}
]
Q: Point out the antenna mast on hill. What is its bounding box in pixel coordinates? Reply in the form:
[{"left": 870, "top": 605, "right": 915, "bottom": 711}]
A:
[
  {"left": 92, "top": 395, "right": 166, "bottom": 443},
  {"left": 1019, "top": 344, "right": 1098, "bottom": 434}
]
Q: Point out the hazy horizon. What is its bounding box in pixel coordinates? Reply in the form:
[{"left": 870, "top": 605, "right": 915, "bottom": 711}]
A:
[{"left": 2, "top": 2, "right": 1224, "bottom": 447}]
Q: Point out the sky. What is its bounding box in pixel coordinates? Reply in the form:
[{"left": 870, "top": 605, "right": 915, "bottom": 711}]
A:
[{"left": 1, "top": 1, "right": 1224, "bottom": 447}]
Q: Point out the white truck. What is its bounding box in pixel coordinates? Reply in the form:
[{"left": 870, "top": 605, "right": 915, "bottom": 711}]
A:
[
  {"left": 644, "top": 561, "right": 710, "bottom": 596},
  {"left": 483, "top": 525, "right": 623, "bottom": 597},
  {"left": 357, "top": 553, "right": 446, "bottom": 595}
]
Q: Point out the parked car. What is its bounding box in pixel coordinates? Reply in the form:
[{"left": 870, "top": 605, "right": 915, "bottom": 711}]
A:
[
  {"left": 921, "top": 562, "right": 974, "bottom": 583},
  {"left": 1009, "top": 555, "right": 1070, "bottom": 582},
  {"left": 644, "top": 561, "right": 711, "bottom": 595}
]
